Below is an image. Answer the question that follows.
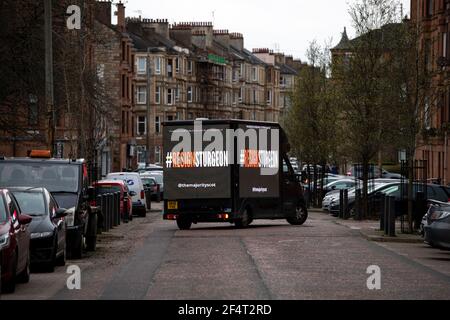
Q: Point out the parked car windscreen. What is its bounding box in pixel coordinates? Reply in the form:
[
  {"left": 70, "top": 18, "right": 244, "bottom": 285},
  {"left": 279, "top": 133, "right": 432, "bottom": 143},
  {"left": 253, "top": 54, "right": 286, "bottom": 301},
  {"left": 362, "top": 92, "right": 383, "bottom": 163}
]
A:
[
  {"left": 13, "top": 191, "right": 47, "bottom": 216},
  {"left": 141, "top": 178, "right": 157, "bottom": 186},
  {"left": 145, "top": 174, "right": 163, "bottom": 185},
  {"left": 0, "top": 163, "right": 79, "bottom": 193},
  {"left": 0, "top": 195, "right": 6, "bottom": 222}
]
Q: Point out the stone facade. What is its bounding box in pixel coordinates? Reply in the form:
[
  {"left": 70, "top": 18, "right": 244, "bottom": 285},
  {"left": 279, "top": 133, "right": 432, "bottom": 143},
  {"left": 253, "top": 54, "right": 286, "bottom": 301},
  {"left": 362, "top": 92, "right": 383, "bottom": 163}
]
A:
[{"left": 412, "top": 0, "right": 450, "bottom": 183}]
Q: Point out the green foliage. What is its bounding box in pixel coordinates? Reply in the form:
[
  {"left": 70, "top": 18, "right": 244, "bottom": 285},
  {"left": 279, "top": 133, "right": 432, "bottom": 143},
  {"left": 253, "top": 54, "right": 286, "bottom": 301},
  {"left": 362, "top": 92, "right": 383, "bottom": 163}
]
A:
[{"left": 283, "top": 41, "right": 340, "bottom": 165}]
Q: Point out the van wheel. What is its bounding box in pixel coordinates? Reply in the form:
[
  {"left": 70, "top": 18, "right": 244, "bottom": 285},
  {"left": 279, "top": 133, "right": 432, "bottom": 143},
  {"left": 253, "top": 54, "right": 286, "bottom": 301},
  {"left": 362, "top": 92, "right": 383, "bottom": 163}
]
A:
[
  {"left": 86, "top": 214, "right": 98, "bottom": 252},
  {"left": 68, "top": 232, "right": 83, "bottom": 260},
  {"left": 287, "top": 204, "right": 308, "bottom": 226},
  {"left": 139, "top": 208, "right": 147, "bottom": 218},
  {"left": 177, "top": 217, "right": 192, "bottom": 230},
  {"left": 236, "top": 208, "right": 252, "bottom": 228}
]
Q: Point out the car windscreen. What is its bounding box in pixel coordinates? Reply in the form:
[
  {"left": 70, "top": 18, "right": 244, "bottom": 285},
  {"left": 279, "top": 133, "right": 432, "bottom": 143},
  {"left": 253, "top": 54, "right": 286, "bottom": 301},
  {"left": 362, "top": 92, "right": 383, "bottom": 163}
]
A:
[
  {"left": 95, "top": 185, "right": 122, "bottom": 195},
  {"left": 13, "top": 191, "right": 47, "bottom": 216},
  {"left": 0, "top": 163, "right": 79, "bottom": 193},
  {"left": 147, "top": 175, "right": 163, "bottom": 184},
  {"left": 141, "top": 178, "right": 156, "bottom": 186},
  {"left": 0, "top": 195, "right": 6, "bottom": 223}
]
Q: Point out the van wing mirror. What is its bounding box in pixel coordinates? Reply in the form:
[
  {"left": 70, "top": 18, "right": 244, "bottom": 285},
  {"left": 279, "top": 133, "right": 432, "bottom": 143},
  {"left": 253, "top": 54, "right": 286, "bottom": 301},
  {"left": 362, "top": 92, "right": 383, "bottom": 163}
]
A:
[{"left": 85, "top": 186, "right": 96, "bottom": 201}]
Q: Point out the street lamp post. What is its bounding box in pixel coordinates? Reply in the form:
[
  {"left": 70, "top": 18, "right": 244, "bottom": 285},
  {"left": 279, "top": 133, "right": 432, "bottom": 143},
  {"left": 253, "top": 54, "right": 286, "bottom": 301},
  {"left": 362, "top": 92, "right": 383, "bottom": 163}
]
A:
[
  {"left": 146, "top": 48, "right": 152, "bottom": 166},
  {"left": 44, "top": 0, "right": 55, "bottom": 154}
]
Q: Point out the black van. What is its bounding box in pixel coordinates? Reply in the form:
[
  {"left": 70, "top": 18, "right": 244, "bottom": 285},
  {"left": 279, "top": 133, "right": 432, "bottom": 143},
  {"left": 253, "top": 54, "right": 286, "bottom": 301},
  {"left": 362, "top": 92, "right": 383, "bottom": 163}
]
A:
[
  {"left": 0, "top": 151, "right": 97, "bottom": 259},
  {"left": 163, "top": 120, "right": 308, "bottom": 230}
]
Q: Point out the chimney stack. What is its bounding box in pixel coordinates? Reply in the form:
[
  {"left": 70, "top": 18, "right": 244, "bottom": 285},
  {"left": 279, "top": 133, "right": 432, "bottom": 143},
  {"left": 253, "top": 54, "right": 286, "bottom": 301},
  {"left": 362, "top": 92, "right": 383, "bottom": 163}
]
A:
[
  {"left": 116, "top": 1, "right": 125, "bottom": 31},
  {"left": 230, "top": 33, "right": 244, "bottom": 51},
  {"left": 95, "top": 0, "right": 112, "bottom": 26}
]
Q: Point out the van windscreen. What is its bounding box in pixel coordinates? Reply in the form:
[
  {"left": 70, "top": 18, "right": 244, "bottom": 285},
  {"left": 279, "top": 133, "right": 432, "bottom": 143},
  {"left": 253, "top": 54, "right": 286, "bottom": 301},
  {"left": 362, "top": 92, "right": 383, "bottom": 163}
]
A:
[{"left": 0, "top": 163, "right": 80, "bottom": 193}]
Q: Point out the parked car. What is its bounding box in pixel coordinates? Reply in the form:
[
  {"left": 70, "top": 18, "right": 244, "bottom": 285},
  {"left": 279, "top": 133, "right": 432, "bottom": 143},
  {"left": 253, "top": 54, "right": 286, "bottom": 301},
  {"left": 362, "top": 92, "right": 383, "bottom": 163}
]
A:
[
  {"left": 328, "top": 181, "right": 398, "bottom": 216},
  {"left": 140, "top": 176, "right": 159, "bottom": 200},
  {"left": 135, "top": 164, "right": 163, "bottom": 174},
  {"left": 106, "top": 172, "right": 147, "bottom": 217},
  {"left": 92, "top": 180, "right": 133, "bottom": 222},
  {"left": 141, "top": 171, "right": 163, "bottom": 199},
  {"left": 0, "top": 151, "right": 98, "bottom": 259},
  {"left": 0, "top": 189, "right": 32, "bottom": 293},
  {"left": 329, "top": 181, "right": 450, "bottom": 217},
  {"left": 423, "top": 201, "right": 450, "bottom": 250},
  {"left": 9, "top": 187, "right": 67, "bottom": 272},
  {"left": 346, "top": 164, "right": 403, "bottom": 179},
  {"left": 322, "top": 179, "right": 356, "bottom": 194}
]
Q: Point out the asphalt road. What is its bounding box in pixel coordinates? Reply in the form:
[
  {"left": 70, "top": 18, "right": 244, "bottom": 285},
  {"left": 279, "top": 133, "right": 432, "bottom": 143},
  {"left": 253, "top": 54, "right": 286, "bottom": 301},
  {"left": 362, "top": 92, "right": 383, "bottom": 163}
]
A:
[{"left": 2, "top": 204, "right": 450, "bottom": 300}]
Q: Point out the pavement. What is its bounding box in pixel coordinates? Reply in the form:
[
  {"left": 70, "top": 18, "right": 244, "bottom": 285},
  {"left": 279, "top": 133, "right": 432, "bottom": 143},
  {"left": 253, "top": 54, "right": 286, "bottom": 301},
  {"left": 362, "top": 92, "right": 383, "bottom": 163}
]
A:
[
  {"left": 327, "top": 210, "right": 424, "bottom": 243},
  {"left": 1, "top": 204, "right": 450, "bottom": 300}
]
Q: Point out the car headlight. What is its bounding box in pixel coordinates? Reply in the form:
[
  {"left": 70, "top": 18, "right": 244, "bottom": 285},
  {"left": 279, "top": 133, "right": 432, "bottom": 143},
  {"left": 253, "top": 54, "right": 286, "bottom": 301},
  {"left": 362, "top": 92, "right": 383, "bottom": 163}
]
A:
[
  {"left": 0, "top": 233, "right": 10, "bottom": 250},
  {"left": 65, "top": 207, "right": 75, "bottom": 227},
  {"left": 430, "top": 210, "right": 450, "bottom": 221},
  {"left": 30, "top": 231, "right": 53, "bottom": 239}
]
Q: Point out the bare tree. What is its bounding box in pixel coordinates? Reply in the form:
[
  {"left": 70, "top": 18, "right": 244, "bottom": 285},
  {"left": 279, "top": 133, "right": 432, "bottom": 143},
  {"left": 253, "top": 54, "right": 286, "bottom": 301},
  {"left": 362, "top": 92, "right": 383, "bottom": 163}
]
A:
[{"left": 334, "top": 0, "right": 402, "bottom": 219}]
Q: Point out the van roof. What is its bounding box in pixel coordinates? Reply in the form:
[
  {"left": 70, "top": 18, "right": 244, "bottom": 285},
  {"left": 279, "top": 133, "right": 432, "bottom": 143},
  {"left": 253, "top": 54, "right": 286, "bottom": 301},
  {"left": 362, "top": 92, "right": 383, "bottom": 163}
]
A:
[{"left": 107, "top": 172, "right": 139, "bottom": 176}]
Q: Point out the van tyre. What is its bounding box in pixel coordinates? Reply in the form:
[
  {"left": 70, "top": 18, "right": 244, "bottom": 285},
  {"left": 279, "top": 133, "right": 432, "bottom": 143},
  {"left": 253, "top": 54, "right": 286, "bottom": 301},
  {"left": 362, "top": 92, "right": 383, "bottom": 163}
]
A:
[
  {"left": 235, "top": 208, "right": 252, "bottom": 228},
  {"left": 86, "top": 214, "right": 98, "bottom": 252},
  {"left": 287, "top": 203, "right": 308, "bottom": 226},
  {"left": 139, "top": 208, "right": 147, "bottom": 218},
  {"left": 68, "top": 231, "right": 83, "bottom": 260},
  {"left": 177, "top": 217, "right": 192, "bottom": 230}
]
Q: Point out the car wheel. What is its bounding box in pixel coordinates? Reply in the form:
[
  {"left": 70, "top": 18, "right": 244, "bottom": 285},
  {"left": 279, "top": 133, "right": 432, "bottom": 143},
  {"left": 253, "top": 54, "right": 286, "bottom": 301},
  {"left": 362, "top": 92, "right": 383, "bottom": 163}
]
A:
[
  {"left": 176, "top": 216, "right": 192, "bottom": 230},
  {"left": 236, "top": 208, "right": 252, "bottom": 228},
  {"left": 287, "top": 203, "right": 308, "bottom": 226},
  {"left": 139, "top": 208, "right": 147, "bottom": 218},
  {"left": 68, "top": 231, "right": 83, "bottom": 260},
  {"left": 17, "top": 251, "right": 30, "bottom": 283},
  {"left": 56, "top": 245, "right": 66, "bottom": 267},
  {"left": 1, "top": 251, "right": 17, "bottom": 293}
]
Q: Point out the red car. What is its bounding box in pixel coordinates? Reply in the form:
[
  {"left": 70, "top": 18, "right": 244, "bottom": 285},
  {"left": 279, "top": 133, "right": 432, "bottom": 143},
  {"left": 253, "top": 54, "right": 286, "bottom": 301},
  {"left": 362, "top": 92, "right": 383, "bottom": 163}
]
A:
[
  {"left": 0, "top": 189, "right": 32, "bottom": 293},
  {"left": 92, "top": 180, "right": 133, "bottom": 221}
]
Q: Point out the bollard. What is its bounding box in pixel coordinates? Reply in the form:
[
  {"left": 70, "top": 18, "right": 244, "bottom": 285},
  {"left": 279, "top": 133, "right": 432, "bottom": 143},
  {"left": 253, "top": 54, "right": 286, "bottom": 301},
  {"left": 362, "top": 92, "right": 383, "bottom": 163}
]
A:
[
  {"left": 387, "top": 196, "right": 396, "bottom": 237},
  {"left": 343, "top": 189, "right": 349, "bottom": 219},
  {"left": 107, "top": 193, "right": 112, "bottom": 231},
  {"left": 145, "top": 189, "right": 152, "bottom": 211},
  {"left": 379, "top": 193, "right": 386, "bottom": 231},
  {"left": 103, "top": 194, "right": 109, "bottom": 232},
  {"left": 116, "top": 192, "right": 121, "bottom": 226},
  {"left": 339, "top": 190, "right": 344, "bottom": 219},
  {"left": 156, "top": 185, "right": 161, "bottom": 203},
  {"left": 123, "top": 196, "right": 129, "bottom": 223},
  {"left": 355, "top": 189, "right": 362, "bottom": 220},
  {"left": 96, "top": 195, "right": 103, "bottom": 235},
  {"left": 112, "top": 193, "right": 118, "bottom": 227},
  {"left": 415, "top": 191, "right": 426, "bottom": 231}
]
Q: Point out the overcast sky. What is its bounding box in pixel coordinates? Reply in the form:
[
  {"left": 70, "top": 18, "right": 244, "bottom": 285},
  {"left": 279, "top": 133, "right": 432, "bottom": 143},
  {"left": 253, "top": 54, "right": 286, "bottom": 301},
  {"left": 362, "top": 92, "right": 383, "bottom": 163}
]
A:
[{"left": 122, "top": 0, "right": 411, "bottom": 61}]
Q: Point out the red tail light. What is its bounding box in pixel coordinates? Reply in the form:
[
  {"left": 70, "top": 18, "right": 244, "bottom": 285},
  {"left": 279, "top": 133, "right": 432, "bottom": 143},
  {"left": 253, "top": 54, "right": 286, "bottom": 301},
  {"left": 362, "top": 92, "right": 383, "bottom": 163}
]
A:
[{"left": 141, "top": 190, "right": 145, "bottom": 199}]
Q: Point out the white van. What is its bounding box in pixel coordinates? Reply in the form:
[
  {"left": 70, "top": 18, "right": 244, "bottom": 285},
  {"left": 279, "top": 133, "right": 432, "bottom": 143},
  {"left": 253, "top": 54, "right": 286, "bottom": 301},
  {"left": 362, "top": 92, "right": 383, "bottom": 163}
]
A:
[{"left": 106, "top": 172, "right": 147, "bottom": 216}]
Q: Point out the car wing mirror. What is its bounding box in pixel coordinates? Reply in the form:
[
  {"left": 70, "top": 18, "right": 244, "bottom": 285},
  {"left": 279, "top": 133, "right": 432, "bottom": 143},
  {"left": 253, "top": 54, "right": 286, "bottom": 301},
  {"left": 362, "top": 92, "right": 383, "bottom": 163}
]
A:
[
  {"left": 55, "top": 208, "right": 68, "bottom": 218},
  {"left": 18, "top": 214, "right": 32, "bottom": 225}
]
